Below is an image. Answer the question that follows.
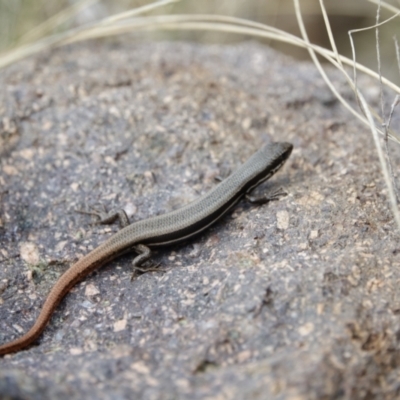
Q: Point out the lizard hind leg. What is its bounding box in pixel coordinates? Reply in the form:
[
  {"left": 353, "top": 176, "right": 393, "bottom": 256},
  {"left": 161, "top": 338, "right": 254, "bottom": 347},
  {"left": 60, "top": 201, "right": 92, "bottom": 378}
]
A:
[{"left": 130, "top": 244, "right": 164, "bottom": 280}]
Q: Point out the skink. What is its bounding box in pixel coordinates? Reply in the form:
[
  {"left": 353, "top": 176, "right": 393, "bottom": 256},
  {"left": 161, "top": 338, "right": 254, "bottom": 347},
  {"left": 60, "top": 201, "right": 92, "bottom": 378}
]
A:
[{"left": 0, "top": 142, "right": 292, "bottom": 355}]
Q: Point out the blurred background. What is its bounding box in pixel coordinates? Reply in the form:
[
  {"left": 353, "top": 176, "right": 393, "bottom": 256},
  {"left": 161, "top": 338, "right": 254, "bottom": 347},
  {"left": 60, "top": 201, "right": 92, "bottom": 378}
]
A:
[{"left": 0, "top": 0, "right": 399, "bottom": 82}]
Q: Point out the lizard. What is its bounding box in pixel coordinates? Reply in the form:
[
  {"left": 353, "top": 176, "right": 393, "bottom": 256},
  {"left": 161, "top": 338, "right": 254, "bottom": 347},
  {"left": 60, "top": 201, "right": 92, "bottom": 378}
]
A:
[{"left": 0, "top": 141, "right": 293, "bottom": 355}]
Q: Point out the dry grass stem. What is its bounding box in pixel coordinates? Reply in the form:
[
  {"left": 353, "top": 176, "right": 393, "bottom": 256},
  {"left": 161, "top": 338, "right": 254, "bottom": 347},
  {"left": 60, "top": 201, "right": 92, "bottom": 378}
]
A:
[
  {"left": 375, "top": 3, "right": 400, "bottom": 204},
  {"left": 15, "top": 0, "right": 98, "bottom": 46}
]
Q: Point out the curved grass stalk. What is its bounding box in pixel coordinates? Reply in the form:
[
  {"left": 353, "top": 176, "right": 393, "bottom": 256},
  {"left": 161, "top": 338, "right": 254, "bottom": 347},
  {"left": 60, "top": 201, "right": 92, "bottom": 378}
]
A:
[{"left": 295, "top": 0, "right": 400, "bottom": 229}]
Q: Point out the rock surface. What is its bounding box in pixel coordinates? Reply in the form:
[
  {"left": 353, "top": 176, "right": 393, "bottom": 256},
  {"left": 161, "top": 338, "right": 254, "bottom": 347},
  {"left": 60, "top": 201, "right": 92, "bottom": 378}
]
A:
[{"left": 0, "top": 41, "right": 399, "bottom": 400}]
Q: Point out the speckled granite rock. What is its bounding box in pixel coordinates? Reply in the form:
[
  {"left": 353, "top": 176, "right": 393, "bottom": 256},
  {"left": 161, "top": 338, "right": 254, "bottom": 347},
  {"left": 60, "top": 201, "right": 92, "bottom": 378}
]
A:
[{"left": 0, "top": 41, "right": 399, "bottom": 400}]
